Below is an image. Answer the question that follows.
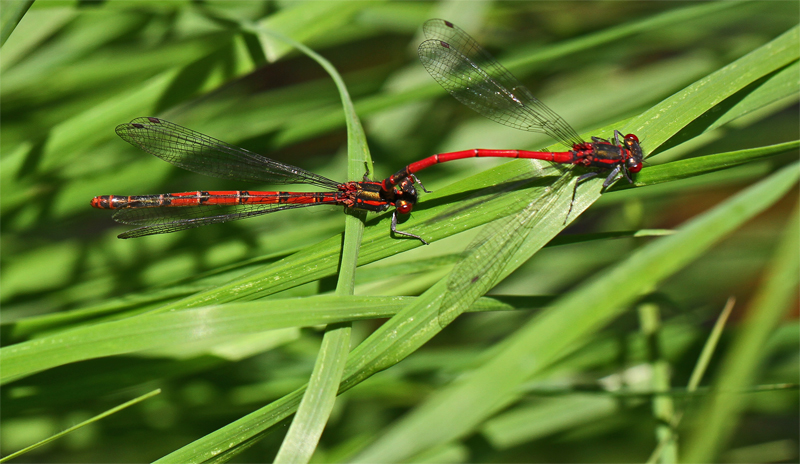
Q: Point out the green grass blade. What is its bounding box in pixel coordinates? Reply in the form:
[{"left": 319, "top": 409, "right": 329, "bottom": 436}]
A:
[
  {"left": 626, "top": 25, "right": 799, "bottom": 151},
  {"left": 0, "top": 0, "right": 33, "bottom": 46},
  {"left": 272, "top": 320, "right": 351, "bottom": 464},
  {"left": 244, "top": 23, "right": 366, "bottom": 464},
  {"left": 619, "top": 141, "right": 800, "bottom": 189},
  {"left": 0, "top": 389, "right": 160, "bottom": 462},
  {"left": 0, "top": 295, "right": 518, "bottom": 384},
  {"left": 638, "top": 303, "right": 677, "bottom": 463},
  {"left": 702, "top": 59, "right": 800, "bottom": 134},
  {"left": 687, "top": 298, "right": 736, "bottom": 392},
  {"left": 646, "top": 297, "right": 736, "bottom": 464}
]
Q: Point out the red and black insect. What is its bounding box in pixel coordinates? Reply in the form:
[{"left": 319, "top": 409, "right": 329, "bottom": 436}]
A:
[
  {"left": 94, "top": 21, "right": 643, "bottom": 243},
  {"left": 381, "top": 19, "right": 643, "bottom": 210},
  {"left": 91, "top": 117, "right": 427, "bottom": 243}
]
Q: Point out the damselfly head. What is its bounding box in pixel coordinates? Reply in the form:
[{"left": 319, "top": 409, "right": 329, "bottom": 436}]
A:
[
  {"left": 393, "top": 177, "right": 418, "bottom": 214},
  {"left": 623, "top": 134, "right": 644, "bottom": 173}
]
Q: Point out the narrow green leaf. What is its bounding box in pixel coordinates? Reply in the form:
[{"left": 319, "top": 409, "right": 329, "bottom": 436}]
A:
[
  {"left": 688, "top": 298, "right": 736, "bottom": 392},
  {"left": 0, "top": 0, "right": 33, "bottom": 46},
  {"left": 626, "top": 26, "right": 799, "bottom": 151},
  {"left": 0, "top": 295, "right": 517, "bottom": 384},
  {"left": 245, "top": 23, "right": 367, "bottom": 464},
  {"left": 272, "top": 320, "right": 350, "bottom": 464},
  {"left": 0, "top": 389, "right": 161, "bottom": 462},
  {"left": 646, "top": 297, "right": 736, "bottom": 464},
  {"left": 638, "top": 303, "right": 677, "bottom": 463},
  {"left": 617, "top": 141, "right": 800, "bottom": 190}
]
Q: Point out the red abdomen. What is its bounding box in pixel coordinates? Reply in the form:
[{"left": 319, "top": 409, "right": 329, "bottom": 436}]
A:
[{"left": 90, "top": 191, "right": 342, "bottom": 209}]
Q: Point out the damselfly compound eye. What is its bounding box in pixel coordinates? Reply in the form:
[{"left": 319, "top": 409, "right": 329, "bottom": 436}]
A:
[
  {"left": 396, "top": 200, "right": 413, "bottom": 214},
  {"left": 627, "top": 159, "right": 643, "bottom": 173}
]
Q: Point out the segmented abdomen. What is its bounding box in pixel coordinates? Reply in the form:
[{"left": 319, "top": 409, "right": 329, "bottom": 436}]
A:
[{"left": 90, "top": 191, "right": 343, "bottom": 209}]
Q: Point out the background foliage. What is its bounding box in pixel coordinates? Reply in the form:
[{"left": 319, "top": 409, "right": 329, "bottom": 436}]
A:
[{"left": 1, "top": 1, "right": 798, "bottom": 463}]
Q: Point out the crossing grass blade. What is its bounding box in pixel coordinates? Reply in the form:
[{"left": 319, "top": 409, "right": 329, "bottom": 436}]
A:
[{"left": 249, "top": 23, "right": 365, "bottom": 464}]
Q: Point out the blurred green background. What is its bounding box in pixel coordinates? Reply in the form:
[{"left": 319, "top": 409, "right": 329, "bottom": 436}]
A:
[{"left": 1, "top": 1, "right": 798, "bottom": 463}]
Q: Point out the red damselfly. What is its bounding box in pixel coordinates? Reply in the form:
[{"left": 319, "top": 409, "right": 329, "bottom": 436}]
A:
[
  {"left": 91, "top": 117, "right": 428, "bottom": 244},
  {"left": 381, "top": 19, "right": 644, "bottom": 215}
]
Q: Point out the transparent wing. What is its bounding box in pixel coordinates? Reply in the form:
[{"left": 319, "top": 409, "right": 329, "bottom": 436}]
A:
[
  {"left": 419, "top": 19, "right": 584, "bottom": 148},
  {"left": 116, "top": 117, "right": 341, "bottom": 189},
  {"left": 438, "top": 172, "right": 571, "bottom": 327},
  {"left": 112, "top": 200, "right": 341, "bottom": 238}
]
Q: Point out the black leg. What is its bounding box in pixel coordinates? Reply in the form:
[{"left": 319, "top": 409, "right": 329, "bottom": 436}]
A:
[
  {"left": 621, "top": 166, "right": 633, "bottom": 183},
  {"left": 411, "top": 174, "right": 431, "bottom": 193},
  {"left": 565, "top": 171, "right": 598, "bottom": 223},
  {"left": 602, "top": 165, "right": 622, "bottom": 188},
  {"left": 362, "top": 162, "right": 371, "bottom": 182},
  {"left": 391, "top": 210, "right": 428, "bottom": 245},
  {"left": 613, "top": 130, "right": 623, "bottom": 145}
]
